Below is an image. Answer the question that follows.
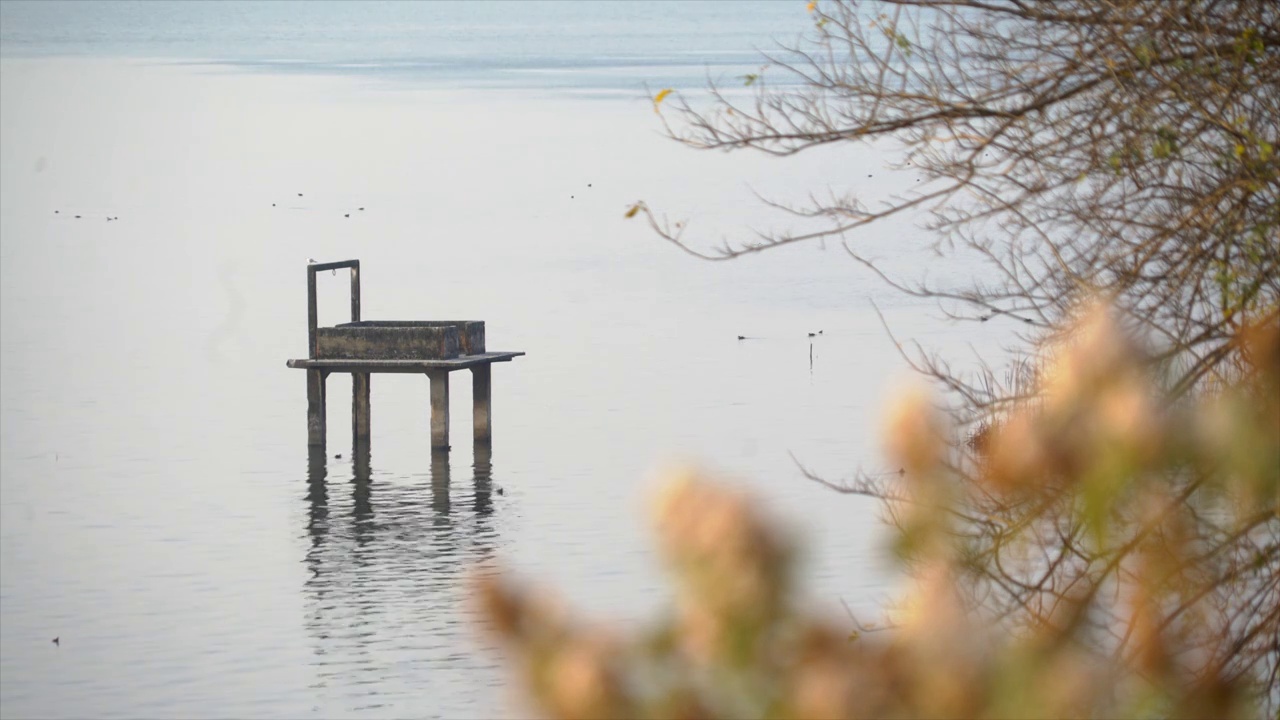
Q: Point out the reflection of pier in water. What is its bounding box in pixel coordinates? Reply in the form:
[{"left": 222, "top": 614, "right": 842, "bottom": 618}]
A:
[{"left": 302, "top": 445, "right": 505, "bottom": 713}]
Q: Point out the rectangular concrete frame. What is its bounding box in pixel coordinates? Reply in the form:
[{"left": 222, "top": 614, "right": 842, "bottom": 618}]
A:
[
  {"left": 317, "top": 325, "right": 461, "bottom": 360},
  {"left": 291, "top": 259, "right": 522, "bottom": 451},
  {"left": 336, "top": 320, "right": 485, "bottom": 355}
]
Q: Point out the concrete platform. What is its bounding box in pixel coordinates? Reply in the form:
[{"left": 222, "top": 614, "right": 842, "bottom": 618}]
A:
[
  {"left": 288, "top": 259, "right": 523, "bottom": 451},
  {"left": 287, "top": 351, "right": 524, "bottom": 373}
]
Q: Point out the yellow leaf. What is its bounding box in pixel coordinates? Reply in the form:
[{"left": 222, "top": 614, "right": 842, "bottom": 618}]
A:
[
  {"left": 625, "top": 204, "right": 641, "bottom": 219},
  {"left": 806, "top": 0, "right": 817, "bottom": 12},
  {"left": 653, "top": 88, "right": 673, "bottom": 112}
]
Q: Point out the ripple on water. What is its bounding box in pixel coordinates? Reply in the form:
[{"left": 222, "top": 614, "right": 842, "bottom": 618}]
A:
[{"left": 298, "top": 446, "right": 510, "bottom": 717}]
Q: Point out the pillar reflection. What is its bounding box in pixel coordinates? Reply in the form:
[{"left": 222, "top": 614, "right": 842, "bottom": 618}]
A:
[
  {"left": 472, "top": 442, "right": 493, "bottom": 516},
  {"left": 301, "top": 445, "right": 504, "bottom": 677}
]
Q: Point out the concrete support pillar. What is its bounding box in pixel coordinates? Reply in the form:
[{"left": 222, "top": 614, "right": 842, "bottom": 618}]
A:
[
  {"left": 430, "top": 448, "right": 451, "bottom": 515},
  {"left": 307, "top": 369, "right": 327, "bottom": 446},
  {"left": 427, "top": 370, "right": 450, "bottom": 450},
  {"left": 472, "top": 364, "right": 492, "bottom": 445},
  {"left": 352, "top": 372, "right": 371, "bottom": 445}
]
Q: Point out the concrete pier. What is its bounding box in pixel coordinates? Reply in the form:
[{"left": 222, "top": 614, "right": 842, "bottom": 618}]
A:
[{"left": 287, "top": 259, "right": 523, "bottom": 451}]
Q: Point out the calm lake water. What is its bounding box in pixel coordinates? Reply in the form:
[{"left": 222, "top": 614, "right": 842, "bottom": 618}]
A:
[{"left": 0, "top": 3, "right": 1014, "bottom": 717}]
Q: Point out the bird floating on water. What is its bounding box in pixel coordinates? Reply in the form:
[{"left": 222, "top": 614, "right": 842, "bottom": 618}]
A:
[{"left": 52, "top": 637, "right": 59, "bottom": 646}]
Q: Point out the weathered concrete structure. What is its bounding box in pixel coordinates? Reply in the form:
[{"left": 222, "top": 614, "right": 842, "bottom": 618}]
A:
[{"left": 286, "top": 260, "right": 523, "bottom": 450}]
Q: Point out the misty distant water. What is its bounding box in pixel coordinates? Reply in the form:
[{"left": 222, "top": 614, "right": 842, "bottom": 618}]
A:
[
  {"left": 1, "top": 3, "right": 1016, "bottom": 718},
  {"left": 1, "top": 0, "right": 811, "bottom": 93}
]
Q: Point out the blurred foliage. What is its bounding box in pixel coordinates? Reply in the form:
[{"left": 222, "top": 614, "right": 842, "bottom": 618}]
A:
[
  {"left": 626, "top": 3, "right": 1280, "bottom": 714},
  {"left": 474, "top": 303, "right": 1279, "bottom": 719}
]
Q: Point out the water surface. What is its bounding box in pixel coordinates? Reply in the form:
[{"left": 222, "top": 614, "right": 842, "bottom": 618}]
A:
[{"left": 0, "top": 5, "right": 1015, "bottom": 717}]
